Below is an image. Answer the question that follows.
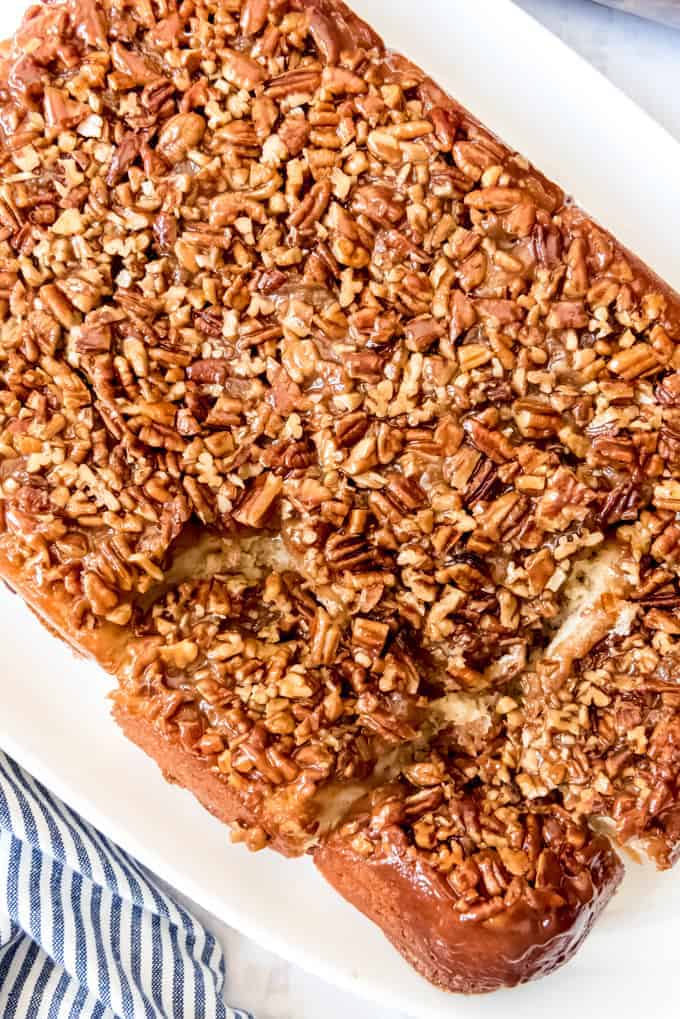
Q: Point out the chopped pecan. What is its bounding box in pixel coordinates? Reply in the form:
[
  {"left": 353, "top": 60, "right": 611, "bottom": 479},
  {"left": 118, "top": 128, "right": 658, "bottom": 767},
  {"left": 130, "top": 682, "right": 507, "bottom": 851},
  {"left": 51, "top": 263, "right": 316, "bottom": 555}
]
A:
[
  {"left": 352, "top": 617, "right": 389, "bottom": 659},
  {"left": 269, "top": 366, "right": 304, "bottom": 415},
  {"left": 536, "top": 467, "right": 595, "bottom": 531},
  {"left": 241, "top": 0, "right": 269, "bottom": 35},
  {"left": 265, "top": 69, "right": 321, "bottom": 99},
  {"left": 533, "top": 222, "right": 563, "bottom": 268},
  {"left": 598, "top": 482, "right": 642, "bottom": 526},
  {"left": 233, "top": 474, "right": 283, "bottom": 528},
  {"left": 464, "top": 458, "right": 498, "bottom": 504},
  {"left": 194, "top": 309, "right": 224, "bottom": 337},
  {"left": 43, "top": 87, "right": 87, "bottom": 130},
  {"left": 385, "top": 473, "right": 426, "bottom": 513},
  {"left": 223, "top": 48, "right": 265, "bottom": 90},
  {"left": 187, "top": 358, "right": 231, "bottom": 385},
  {"left": 278, "top": 115, "right": 310, "bottom": 156},
  {"left": 474, "top": 299, "right": 523, "bottom": 325},
  {"left": 156, "top": 113, "right": 205, "bottom": 163},
  {"left": 344, "top": 351, "right": 384, "bottom": 382},
  {"left": 288, "top": 180, "right": 332, "bottom": 232},
  {"left": 463, "top": 419, "right": 514, "bottom": 463},
  {"left": 351, "top": 184, "right": 404, "bottom": 225},
  {"left": 73, "top": 322, "right": 111, "bottom": 354},
  {"left": 326, "top": 533, "right": 374, "bottom": 571},
  {"left": 404, "top": 316, "right": 444, "bottom": 352},
  {"left": 71, "top": 0, "right": 108, "bottom": 49},
  {"left": 82, "top": 571, "right": 119, "bottom": 616},
  {"left": 309, "top": 607, "right": 342, "bottom": 666},
  {"left": 653, "top": 480, "right": 680, "bottom": 512},
  {"left": 656, "top": 373, "right": 680, "bottom": 406},
  {"left": 111, "top": 42, "right": 161, "bottom": 85},
  {"left": 335, "top": 411, "right": 369, "bottom": 448},
  {"left": 610, "top": 343, "right": 660, "bottom": 380},
  {"left": 513, "top": 398, "right": 562, "bottom": 439},
  {"left": 107, "top": 132, "right": 142, "bottom": 186}
]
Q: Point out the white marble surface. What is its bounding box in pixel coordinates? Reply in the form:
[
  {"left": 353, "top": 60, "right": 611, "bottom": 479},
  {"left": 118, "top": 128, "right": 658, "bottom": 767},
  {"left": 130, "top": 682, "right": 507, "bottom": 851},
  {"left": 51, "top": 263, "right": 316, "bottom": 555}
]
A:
[
  {"left": 171, "top": 4, "right": 680, "bottom": 1016},
  {"left": 519, "top": 0, "right": 680, "bottom": 138}
]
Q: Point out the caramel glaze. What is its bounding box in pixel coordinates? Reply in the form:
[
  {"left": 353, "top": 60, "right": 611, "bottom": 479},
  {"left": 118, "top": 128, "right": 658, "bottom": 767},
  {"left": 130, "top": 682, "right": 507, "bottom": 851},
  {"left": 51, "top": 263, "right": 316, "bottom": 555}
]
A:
[{"left": 315, "top": 828, "right": 623, "bottom": 993}]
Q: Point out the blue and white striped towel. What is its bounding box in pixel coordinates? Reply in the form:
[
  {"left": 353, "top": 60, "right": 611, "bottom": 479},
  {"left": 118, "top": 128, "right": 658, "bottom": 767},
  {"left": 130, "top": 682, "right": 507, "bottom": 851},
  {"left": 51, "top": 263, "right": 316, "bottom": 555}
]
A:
[{"left": 0, "top": 750, "right": 253, "bottom": 1019}]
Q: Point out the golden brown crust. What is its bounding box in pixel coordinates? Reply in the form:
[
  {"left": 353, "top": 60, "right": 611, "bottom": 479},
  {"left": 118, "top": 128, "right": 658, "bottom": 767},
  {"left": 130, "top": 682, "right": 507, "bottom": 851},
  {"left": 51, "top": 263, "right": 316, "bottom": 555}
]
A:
[
  {"left": 315, "top": 825, "right": 623, "bottom": 993},
  {"left": 0, "top": 540, "right": 128, "bottom": 672},
  {"left": 113, "top": 701, "right": 299, "bottom": 856}
]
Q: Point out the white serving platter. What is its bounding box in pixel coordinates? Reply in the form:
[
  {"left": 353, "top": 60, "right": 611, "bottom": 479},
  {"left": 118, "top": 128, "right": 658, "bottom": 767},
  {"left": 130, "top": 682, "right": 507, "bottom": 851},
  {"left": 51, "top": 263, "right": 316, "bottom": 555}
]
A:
[{"left": 1, "top": 1, "right": 680, "bottom": 1017}]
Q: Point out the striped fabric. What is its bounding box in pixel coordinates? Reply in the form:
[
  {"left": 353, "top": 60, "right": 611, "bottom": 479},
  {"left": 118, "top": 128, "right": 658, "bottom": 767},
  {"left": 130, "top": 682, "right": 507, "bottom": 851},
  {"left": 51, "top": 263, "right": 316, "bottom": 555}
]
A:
[{"left": 0, "top": 751, "right": 253, "bottom": 1019}]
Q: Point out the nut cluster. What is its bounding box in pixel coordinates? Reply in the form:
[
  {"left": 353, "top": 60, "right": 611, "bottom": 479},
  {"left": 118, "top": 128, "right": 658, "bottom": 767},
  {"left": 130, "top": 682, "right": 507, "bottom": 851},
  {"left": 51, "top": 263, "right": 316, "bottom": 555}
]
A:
[
  {"left": 1, "top": 0, "right": 680, "bottom": 913},
  {"left": 338, "top": 751, "right": 608, "bottom": 923}
]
